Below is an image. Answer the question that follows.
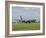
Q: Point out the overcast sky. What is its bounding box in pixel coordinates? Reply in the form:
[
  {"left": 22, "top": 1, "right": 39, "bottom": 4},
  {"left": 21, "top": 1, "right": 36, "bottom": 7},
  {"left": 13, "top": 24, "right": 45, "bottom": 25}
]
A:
[{"left": 12, "top": 6, "right": 40, "bottom": 21}]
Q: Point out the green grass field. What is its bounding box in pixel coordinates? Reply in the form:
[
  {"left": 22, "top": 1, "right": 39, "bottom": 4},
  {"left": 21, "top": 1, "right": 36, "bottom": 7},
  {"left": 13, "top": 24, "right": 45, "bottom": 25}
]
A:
[{"left": 12, "top": 22, "right": 40, "bottom": 31}]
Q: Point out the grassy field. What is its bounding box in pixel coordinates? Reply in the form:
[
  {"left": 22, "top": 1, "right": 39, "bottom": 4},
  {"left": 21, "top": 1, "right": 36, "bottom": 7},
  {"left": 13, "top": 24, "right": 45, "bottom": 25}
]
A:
[{"left": 12, "top": 22, "right": 40, "bottom": 31}]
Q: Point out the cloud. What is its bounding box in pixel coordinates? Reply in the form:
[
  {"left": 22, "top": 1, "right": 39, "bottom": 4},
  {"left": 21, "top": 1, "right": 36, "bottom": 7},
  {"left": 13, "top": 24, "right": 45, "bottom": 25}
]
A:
[{"left": 23, "top": 7, "right": 30, "bottom": 10}]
